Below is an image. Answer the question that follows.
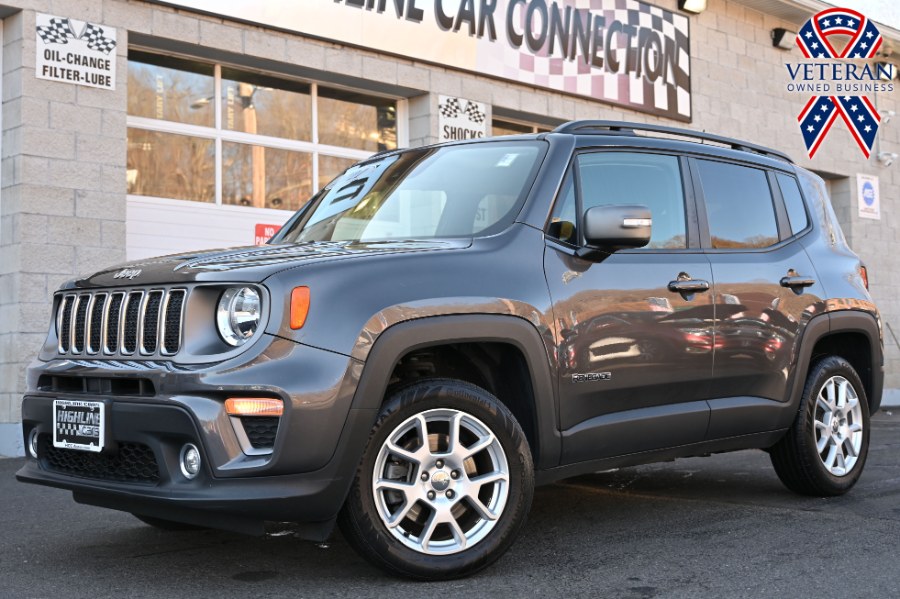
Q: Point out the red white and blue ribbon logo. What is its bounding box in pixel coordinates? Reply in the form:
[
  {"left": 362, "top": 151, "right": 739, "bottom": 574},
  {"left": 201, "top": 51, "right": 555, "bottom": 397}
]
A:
[{"left": 795, "top": 8, "right": 882, "bottom": 158}]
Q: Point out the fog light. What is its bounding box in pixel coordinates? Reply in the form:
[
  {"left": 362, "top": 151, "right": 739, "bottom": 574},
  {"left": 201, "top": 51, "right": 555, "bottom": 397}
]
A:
[
  {"left": 180, "top": 443, "right": 201, "bottom": 479},
  {"left": 27, "top": 429, "right": 39, "bottom": 459}
]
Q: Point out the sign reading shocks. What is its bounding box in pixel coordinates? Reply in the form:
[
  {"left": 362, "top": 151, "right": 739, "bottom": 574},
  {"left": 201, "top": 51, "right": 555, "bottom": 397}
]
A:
[
  {"left": 35, "top": 13, "right": 117, "bottom": 90},
  {"left": 438, "top": 96, "right": 488, "bottom": 143}
]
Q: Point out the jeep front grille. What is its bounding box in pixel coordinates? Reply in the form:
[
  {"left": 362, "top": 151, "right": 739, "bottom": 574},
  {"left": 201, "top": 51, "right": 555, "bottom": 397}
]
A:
[
  {"left": 162, "top": 291, "right": 185, "bottom": 354},
  {"left": 57, "top": 288, "right": 187, "bottom": 358}
]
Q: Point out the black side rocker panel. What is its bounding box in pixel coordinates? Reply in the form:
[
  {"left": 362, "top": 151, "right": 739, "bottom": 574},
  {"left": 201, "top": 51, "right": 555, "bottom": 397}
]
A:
[{"left": 536, "top": 430, "right": 787, "bottom": 485}]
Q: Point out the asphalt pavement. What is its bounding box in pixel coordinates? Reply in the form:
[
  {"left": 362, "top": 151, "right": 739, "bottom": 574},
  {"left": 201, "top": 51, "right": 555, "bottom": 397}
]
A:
[{"left": 2, "top": 412, "right": 900, "bottom": 598}]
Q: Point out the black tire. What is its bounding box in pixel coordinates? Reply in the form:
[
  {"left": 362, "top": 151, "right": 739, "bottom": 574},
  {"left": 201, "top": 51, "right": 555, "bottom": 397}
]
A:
[
  {"left": 133, "top": 514, "right": 206, "bottom": 531},
  {"left": 338, "top": 378, "right": 534, "bottom": 581},
  {"left": 770, "top": 356, "right": 870, "bottom": 496}
]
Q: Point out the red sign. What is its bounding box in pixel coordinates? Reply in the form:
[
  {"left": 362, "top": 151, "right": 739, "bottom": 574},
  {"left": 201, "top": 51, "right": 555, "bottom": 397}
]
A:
[{"left": 254, "top": 223, "right": 282, "bottom": 246}]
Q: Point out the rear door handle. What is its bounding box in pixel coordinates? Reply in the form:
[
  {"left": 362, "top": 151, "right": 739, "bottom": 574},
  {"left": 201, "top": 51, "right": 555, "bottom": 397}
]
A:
[
  {"left": 668, "top": 279, "right": 710, "bottom": 293},
  {"left": 780, "top": 276, "right": 815, "bottom": 289}
]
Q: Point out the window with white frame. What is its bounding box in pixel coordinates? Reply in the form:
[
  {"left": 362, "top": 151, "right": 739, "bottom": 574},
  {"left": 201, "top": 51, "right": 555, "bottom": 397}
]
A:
[
  {"left": 126, "top": 51, "right": 400, "bottom": 212},
  {"left": 491, "top": 118, "right": 553, "bottom": 137}
]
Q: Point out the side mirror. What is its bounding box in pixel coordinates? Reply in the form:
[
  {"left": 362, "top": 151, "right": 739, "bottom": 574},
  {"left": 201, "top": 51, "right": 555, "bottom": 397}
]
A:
[{"left": 583, "top": 204, "right": 652, "bottom": 250}]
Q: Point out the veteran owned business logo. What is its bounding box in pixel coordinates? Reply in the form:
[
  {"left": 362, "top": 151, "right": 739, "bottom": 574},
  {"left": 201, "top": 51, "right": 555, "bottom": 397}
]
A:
[{"left": 786, "top": 8, "right": 890, "bottom": 159}]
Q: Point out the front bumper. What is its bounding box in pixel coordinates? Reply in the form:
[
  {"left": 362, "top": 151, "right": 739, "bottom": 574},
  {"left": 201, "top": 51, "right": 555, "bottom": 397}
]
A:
[
  {"left": 16, "top": 405, "right": 375, "bottom": 537},
  {"left": 16, "top": 334, "right": 375, "bottom": 537}
]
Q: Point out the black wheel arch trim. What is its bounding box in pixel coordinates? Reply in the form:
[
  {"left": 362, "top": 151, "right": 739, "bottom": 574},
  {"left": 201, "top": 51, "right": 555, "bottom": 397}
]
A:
[
  {"left": 785, "top": 310, "right": 884, "bottom": 416},
  {"left": 347, "top": 314, "right": 561, "bottom": 469}
]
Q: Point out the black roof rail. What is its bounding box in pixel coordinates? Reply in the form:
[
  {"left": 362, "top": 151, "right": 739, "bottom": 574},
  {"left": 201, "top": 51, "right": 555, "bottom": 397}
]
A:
[{"left": 551, "top": 120, "right": 792, "bottom": 163}]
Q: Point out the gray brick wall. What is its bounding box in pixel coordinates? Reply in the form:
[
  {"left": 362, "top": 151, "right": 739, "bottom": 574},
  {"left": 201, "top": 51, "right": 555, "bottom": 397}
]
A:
[
  {"left": 0, "top": 0, "right": 899, "bottom": 455},
  {"left": 0, "top": 5, "right": 128, "bottom": 454}
]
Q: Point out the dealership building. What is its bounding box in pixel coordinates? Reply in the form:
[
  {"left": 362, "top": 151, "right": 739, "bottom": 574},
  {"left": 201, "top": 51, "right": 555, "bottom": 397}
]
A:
[{"left": 0, "top": 0, "right": 899, "bottom": 454}]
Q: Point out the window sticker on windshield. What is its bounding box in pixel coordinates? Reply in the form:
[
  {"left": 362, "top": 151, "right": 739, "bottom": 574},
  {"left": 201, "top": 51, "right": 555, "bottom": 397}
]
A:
[{"left": 496, "top": 154, "right": 519, "bottom": 167}]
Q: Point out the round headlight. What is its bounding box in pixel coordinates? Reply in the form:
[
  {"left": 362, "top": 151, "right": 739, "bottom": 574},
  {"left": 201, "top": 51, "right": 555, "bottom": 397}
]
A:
[{"left": 216, "top": 287, "right": 261, "bottom": 346}]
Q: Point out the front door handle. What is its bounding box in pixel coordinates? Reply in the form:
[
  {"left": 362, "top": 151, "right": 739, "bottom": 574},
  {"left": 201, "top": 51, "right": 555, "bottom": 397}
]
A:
[
  {"left": 780, "top": 276, "right": 816, "bottom": 289},
  {"left": 668, "top": 278, "right": 710, "bottom": 294}
]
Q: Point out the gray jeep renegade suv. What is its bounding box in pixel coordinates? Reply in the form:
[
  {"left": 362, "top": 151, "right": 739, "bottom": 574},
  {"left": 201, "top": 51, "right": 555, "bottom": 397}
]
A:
[{"left": 18, "top": 121, "right": 883, "bottom": 580}]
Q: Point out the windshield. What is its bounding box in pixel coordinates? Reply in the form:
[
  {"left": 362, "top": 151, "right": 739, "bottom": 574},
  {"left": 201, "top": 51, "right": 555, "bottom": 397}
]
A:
[{"left": 272, "top": 141, "right": 546, "bottom": 244}]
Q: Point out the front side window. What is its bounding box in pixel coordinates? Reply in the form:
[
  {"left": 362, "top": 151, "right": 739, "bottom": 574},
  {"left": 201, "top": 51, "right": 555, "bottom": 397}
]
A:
[
  {"left": 576, "top": 152, "right": 687, "bottom": 249},
  {"left": 275, "top": 142, "right": 546, "bottom": 243},
  {"left": 694, "top": 159, "right": 779, "bottom": 249}
]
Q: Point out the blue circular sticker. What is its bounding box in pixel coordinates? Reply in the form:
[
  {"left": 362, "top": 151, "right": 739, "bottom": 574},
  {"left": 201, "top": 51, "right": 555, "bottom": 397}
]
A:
[{"left": 862, "top": 181, "right": 876, "bottom": 207}]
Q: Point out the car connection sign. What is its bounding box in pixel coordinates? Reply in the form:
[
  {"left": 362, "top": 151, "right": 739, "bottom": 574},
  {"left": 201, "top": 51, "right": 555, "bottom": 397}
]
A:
[
  {"left": 155, "top": 0, "right": 691, "bottom": 122},
  {"left": 35, "top": 13, "right": 117, "bottom": 90}
]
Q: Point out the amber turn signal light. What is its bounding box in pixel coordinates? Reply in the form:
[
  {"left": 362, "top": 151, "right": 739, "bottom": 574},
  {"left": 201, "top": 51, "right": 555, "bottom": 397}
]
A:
[
  {"left": 225, "top": 397, "right": 284, "bottom": 417},
  {"left": 290, "top": 286, "right": 310, "bottom": 330},
  {"left": 860, "top": 265, "right": 869, "bottom": 290}
]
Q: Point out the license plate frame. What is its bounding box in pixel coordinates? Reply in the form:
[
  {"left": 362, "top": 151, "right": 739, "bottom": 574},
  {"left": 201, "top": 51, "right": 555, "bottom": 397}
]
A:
[{"left": 53, "top": 399, "right": 105, "bottom": 452}]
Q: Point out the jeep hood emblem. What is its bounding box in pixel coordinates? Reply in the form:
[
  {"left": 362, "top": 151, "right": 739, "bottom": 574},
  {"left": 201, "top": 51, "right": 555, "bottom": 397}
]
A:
[{"left": 112, "top": 268, "right": 142, "bottom": 280}]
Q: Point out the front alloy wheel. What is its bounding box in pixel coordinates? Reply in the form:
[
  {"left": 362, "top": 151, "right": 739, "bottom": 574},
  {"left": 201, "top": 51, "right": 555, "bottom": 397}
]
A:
[
  {"left": 372, "top": 408, "right": 509, "bottom": 555},
  {"left": 339, "top": 379, "right": 534, "bottom": 580}
]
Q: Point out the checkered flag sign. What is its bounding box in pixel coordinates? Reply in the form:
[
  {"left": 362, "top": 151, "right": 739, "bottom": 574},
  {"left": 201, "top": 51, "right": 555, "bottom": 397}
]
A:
[
  {"left": 439, "top": 97, "right": 463, "bottom": 119},
  {"left": 464, "top": 101, "right": 486, "bottom": 124},
  {"left": 81, "top": 22, "right": 117, "bottom": 54},
  {"left": 36, "top": 17, "right": 76, "bottom": 45},
  {"left": 440, "top": 97, "right": 486, "bottom": 124},
  {"left": 36, "top": 16, "right": 116, "bottom": 55}
]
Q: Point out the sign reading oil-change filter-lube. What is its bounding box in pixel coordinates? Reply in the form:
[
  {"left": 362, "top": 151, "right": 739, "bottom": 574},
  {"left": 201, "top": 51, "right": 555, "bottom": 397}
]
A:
[{"left": 35, "top": 13, "right": 117, "bottom": 90}]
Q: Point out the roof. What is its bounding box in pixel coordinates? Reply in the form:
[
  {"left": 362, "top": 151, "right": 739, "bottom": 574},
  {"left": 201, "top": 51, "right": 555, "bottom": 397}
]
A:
[{"left": 551, "top": 120, "right": 793, "bottom": 163}]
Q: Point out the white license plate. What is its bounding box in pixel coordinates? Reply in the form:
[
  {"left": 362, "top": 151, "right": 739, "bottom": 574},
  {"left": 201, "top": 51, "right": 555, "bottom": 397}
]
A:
[{"left": 53, "top": 400, "right": 105, "bottom": 452}]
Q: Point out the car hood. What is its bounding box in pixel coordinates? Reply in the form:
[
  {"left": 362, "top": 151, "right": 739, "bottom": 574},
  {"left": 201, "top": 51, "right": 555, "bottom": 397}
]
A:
[{"left": 64, "top": 239, "right": 473, "bottom": 289}]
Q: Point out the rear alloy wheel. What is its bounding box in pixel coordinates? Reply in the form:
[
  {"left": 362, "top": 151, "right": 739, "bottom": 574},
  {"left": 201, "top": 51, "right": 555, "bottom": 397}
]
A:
[
  {"left": 339, "top": 379, "right": 533, "bottom": 580},
  {"left": 770, "top": 356, "right": 870, "bottom": 496},
  {"left": 813, "top": 375, "right": 864, "bottom": 476}
]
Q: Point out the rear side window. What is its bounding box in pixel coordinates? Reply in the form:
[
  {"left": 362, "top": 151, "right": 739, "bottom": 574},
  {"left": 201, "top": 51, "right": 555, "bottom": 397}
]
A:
[
  {"left": 577, "top": 152, "right": 687, "bottom": 249},
  {"left": 797, "top": 168, "right": 844, "bottom": 246},
  {"left": 694, "top": 159, "right": 779, "bottom": 249},
  {"left": 775, "top": 173, "right": 809, "bottom": 235}
]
